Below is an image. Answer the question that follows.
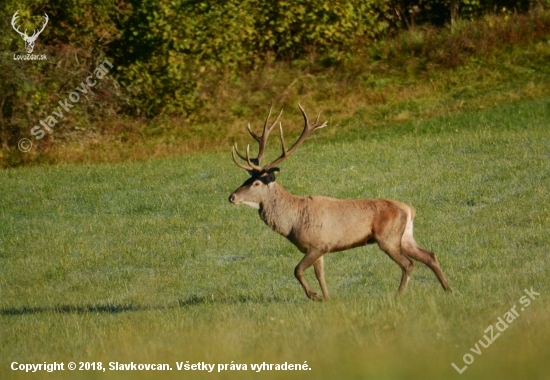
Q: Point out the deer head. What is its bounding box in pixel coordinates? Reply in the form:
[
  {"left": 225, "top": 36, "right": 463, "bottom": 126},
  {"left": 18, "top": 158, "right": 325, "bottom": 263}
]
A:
[
  {"left": 11, "top": 11, "right": 49, "bottom": 54},
  {"left": 229, "top": 104, "right": 327, "bottom": 208}
]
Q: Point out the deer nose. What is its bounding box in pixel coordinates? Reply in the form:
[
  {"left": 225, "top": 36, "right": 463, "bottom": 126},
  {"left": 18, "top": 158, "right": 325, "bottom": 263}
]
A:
[{"left": 228, "top": 193, "right": 236, "bottom": 203}]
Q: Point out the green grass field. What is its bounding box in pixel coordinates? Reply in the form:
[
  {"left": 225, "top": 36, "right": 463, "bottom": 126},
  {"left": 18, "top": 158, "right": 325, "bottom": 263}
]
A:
[{"left": 1, "top": 99, "right": 549, "bottom": 379}]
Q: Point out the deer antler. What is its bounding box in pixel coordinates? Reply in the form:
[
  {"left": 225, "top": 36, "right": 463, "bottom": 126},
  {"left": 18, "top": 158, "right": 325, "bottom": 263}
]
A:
[
  {"left": 233, "top": 106, "right": 284, "bottom": 172},
  {"left": 11, "top": 11, "right": 49, "bottom": 53},
  {"left": 232, "top": 104, "right": 327, "bottom": 173},
  {"left": 30, "top": 13, "right": 49, "bottom": 40},
  {"left": 11, "top": 11, "right": 28, "bottom": 39},
  {"left": 263, "top": 104, "right": 327, "bottom": 170}
]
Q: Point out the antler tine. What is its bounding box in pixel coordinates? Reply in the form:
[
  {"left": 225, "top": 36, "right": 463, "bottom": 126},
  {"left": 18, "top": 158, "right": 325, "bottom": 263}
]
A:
[
  {"left": 233, "top": 143, "right": 263, "bottom": 172},
  {"left": 239, "top": 107, "right": 284, "bottom": 169},
  {"left": 246, "top": 106, "right": 272, "bottom": 144},
  {"left": 11, "top": 11, "right": 27, "bottom": 38},
  {"left": 234, "top": 142, "right": 248, "bottom": 161},
  {"left": 30, "top": 13, "right": 48, "bottom": 37},
  {"left": 232, "top": 145, "right": 254, "bottom": 172},
  {"left": 41, "top": 13, "right": 49, "bottom": 29},
  {"left": 246, "top": 122, "right": 260, "bottom": 143},
  {"left": 278, "top": 122, "right": 287, "bottom": 154},
  {"left": 232, "top": 144, "right": 263, "bottom": 172},
  {"left": 298, "top": 103, "right": 327, "bottom": 131},
  {"left": 247, "top": 106, "right": 272, "bottom": 142},
  {"left": 298, "top": 103, "right": 309, "bottom": 125},
  {"left": 264, "top": 104, "right": 327, "bottom": 170},
  {"left": 245, "top": 144, "right": 264, "bottom": 171},
  {"left": 314, "top": 112, "right": 321, "bottom": 126},
  {"left": 255, "top": 107, "right": 283, "bottom": 163}
]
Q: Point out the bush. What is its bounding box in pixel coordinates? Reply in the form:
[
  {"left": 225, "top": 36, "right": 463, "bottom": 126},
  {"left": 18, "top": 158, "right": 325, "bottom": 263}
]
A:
[
  {"left": 1, "top": 0, "right": 549, "bottom": 166},
  {"left": 111, "top": 0, "right": 394, "bottom": 117},
  {"left": 0, "top": 0, "right": 121, "bottom": 165}
]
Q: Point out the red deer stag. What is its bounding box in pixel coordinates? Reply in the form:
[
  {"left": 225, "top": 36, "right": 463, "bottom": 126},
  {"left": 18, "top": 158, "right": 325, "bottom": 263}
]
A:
[{"left": 228, "top": 105, "right": 451, "bottom": 300}]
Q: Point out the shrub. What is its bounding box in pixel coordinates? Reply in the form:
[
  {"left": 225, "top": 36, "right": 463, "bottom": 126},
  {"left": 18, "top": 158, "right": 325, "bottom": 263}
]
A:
[{"left": 1, "top": 0, "right": 549, "bottom": 166}]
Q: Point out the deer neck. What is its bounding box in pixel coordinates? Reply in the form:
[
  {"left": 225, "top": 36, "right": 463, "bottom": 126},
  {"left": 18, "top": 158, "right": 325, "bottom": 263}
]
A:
[{"left": 259, "top": 182, "right": 302, "bottom": 237}]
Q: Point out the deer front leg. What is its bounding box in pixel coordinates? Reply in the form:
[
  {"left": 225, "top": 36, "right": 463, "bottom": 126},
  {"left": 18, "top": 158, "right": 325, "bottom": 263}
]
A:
[
  {"left": 294, "top": 250, "right": 324, "bottom": 301},
  {"left": 313, "top": 256, "right": 330, "bottom": 300}
]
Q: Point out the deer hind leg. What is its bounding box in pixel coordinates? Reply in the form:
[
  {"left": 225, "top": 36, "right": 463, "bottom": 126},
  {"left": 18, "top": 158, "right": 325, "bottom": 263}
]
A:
[
  {"left": 376, "top": 210, "right": 414, "bottom": 294},
  {"left": 294, "top": 250, "right": 324, "bottom": 301},
  {"left": 401, "top": 216, "right": 452, "bottom": 291},
  {"left": 402, "top": 240, "right": 452, "bottom": 291},
  {"left": 378, "top": 239, "right": 415, "bottom": 294},
  {"left": 313, "top": 256, "right": 330, "bottom": 300}
]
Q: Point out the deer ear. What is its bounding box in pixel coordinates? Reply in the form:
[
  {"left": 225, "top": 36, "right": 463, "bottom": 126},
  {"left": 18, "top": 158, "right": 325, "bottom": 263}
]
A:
[
  {"left": 263, "top": 168, "right": 280, "bottom": 183},
  {"left": 257, "top": 168, "right": 279, "bottom": 183}
]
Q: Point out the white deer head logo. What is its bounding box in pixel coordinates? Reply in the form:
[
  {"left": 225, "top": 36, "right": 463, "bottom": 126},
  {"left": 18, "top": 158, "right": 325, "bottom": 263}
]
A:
[{"left": 11, "top": 11, "right": 49, "bottom": 54}]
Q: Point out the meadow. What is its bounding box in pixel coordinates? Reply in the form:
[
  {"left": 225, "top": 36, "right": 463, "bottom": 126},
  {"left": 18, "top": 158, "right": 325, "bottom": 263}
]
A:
[{"left": 1, "top": 98, "right": 549, "bottom": 379}]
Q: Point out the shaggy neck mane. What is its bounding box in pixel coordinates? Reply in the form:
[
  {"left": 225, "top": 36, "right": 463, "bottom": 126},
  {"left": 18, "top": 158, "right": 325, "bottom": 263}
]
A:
[{"left": 259, "top": 182, "right": 303, "bottom": 237}]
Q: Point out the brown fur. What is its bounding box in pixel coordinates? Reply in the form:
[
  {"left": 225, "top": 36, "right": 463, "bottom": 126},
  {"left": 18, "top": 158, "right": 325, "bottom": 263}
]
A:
[
  {"left": 229, "top": 105, "right": 450, "bottom": 300},
  {"left": 229, "top": 179, "right": 451, "bottom": 301}
]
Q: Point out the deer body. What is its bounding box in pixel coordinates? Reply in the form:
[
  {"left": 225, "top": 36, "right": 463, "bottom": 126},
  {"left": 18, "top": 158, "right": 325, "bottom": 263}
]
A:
[
  {"left": 255, "top": 183, "right": 389, "bottom": 253},
  {"left": 229, "top": 105, "right": 451, "bottom": 300}
]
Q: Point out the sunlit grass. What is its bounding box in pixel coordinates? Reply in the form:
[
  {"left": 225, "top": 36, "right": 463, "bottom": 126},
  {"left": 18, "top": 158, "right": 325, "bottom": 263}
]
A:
[{"left": 1, "top": 99, "right": 549, "bottom": 379}]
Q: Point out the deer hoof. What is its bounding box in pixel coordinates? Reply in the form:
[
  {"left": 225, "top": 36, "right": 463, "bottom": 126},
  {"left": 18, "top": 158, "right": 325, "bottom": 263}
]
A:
[{"left": 308, "top": 291, "right": 322, "bottom": 301}]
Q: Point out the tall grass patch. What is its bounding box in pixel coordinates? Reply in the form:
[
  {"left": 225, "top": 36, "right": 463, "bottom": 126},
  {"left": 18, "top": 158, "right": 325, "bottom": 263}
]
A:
[{"left": 1, "top": 99, "right": 549, "bottom": 379}]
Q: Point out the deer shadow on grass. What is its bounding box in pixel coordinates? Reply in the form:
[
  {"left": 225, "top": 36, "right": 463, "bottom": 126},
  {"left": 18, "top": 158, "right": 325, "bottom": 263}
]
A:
[
  {"left": 0, "top": 294, "right": 295, "bottom": 316},
  {"left": 0, "top": 303, "right": 149, "bottom": 316}
]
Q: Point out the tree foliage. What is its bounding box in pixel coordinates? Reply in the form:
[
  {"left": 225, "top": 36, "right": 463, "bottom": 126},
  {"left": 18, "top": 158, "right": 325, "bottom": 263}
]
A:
[{"left": 1, "top": 0, "right": 549, "bottom": 165}]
